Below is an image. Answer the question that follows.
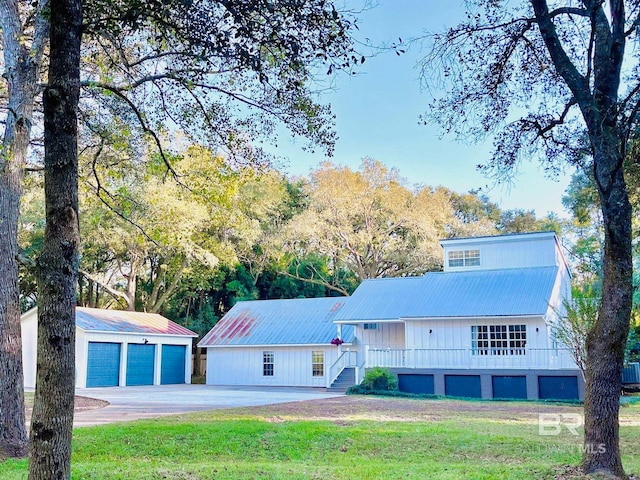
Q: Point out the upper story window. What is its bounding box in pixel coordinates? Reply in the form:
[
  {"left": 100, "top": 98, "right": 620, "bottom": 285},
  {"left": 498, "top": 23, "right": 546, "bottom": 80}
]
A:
[
  {"left": 448, "top": 249, "right": 480, "bottom": 268},
  {"left": 363, "top": 323, "right": 378, "bottom": 330}
]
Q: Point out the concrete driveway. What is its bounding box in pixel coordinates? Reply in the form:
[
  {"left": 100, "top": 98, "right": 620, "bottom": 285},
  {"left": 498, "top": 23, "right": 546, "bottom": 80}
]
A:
[{"left": 73, "top": 384, "right": 343, "bottom": 427}]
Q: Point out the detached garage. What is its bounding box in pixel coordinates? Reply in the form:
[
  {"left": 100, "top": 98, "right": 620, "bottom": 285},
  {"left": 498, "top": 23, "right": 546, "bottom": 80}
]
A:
[{"left": 22, "top": 307, "right": 197, "bottom": 388}]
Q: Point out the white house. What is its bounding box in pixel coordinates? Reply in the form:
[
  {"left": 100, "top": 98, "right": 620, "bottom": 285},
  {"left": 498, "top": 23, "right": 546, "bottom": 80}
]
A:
[
  {"left": 200, "top": 232, "right": 584, "bottom": 400},
  {"left": 22, "top": 307, "right": 197, "bottom": 388}
]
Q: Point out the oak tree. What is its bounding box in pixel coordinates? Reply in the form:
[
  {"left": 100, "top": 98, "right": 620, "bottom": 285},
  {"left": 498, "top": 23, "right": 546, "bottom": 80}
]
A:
[
  {"left": 282, "top": 159, "right": 454, "bottom": 292},
  {"left": 1, "top": 0, "right": 359, "bottom": 456},
  {"left": 422, "top": 1, "right": 638, "bottom": 476},
  {"left": 27, "top": 0, "right": 82, "bottom": 477}
]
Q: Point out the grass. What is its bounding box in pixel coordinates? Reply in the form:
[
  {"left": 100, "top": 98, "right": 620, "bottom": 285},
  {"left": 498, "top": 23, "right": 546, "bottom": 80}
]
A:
[{"left": 2, "top": 396, "right": 639, "bottom": 479}]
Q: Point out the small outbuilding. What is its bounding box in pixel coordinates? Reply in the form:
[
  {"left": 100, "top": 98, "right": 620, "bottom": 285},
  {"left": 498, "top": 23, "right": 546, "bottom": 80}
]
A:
[{"left": 22, "top": 307, "right": 197, "bottom": 388}]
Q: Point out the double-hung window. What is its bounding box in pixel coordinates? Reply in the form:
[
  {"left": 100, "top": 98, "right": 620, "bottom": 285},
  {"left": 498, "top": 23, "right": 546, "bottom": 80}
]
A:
[
  {"left": 263, "top": 351, "right": 274, "bottom": 376},
  {"left": 312, "top": 351, "right": 324, "bottom": 377}
]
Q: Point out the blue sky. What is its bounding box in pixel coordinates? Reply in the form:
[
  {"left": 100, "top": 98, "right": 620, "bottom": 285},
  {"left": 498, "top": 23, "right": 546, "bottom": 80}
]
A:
[{"left": 270, "top": 1, "right": 575, "bottom": 218}]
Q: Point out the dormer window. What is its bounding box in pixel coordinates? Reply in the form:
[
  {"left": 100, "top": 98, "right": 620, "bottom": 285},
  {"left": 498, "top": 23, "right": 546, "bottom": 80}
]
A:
[{"left": 448, "top": 249, "right": 480, "bottom": 267}]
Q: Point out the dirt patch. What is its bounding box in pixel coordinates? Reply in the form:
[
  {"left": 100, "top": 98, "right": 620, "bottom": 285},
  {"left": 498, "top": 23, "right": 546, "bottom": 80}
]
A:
[
  {"left": 553, "top": 465, "right": 638, "bottom": 480},
  {"left": 232, "top": 395, "right": 586, "bottom": 424},
  {"left": 25, "top": 396, "right": 109, "bottom": 425}
]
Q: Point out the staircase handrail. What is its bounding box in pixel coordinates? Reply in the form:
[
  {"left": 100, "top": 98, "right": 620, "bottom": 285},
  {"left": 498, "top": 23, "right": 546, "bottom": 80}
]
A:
[{"left": 329, "top": 350, "right": 357, "bottom": 386}]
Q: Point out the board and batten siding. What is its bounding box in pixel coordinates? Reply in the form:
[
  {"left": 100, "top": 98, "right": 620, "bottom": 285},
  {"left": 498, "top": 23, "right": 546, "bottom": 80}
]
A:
[
  {"left": 22, "top": 309, "right": 91, "bottom": 389},
  {"left": 205, "top": 345, "right": 342, "bottom": 387},
  {"left": 352, "top": 323, "right": 404, "bottom": 367},
  {"left": 356, "top": 323, "right": 405, "bottom": 349},
  {"left": 442, "top": 235, "right": 558, "bottom": 272},
  {"left": 404, "top": 316, "right": 549, "bottom": 351}
]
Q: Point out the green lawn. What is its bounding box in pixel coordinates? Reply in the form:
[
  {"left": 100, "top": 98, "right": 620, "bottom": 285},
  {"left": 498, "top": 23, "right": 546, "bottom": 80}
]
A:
[{"left": 3, "top": 396, "right": 639, "bottom": 479}]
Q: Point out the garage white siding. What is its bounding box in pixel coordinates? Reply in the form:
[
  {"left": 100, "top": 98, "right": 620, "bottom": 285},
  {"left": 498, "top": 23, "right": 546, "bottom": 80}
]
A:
[
  {"left": 22, "top": 307, "right": 196, "bottom": 389},
  {"left": 206, "top": 346, "right": 342, "bottom": 387}
]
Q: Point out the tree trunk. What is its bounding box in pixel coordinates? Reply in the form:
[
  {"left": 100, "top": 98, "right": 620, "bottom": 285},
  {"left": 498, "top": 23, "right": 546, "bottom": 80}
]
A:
[
  {"left": 194, "top": 347, "right": 202, "bottom": 377},
  {"left": 581, "top": 148, "right": 632, "bottom": 477},
  {"left": 28, "top": 0, "right": 82, "bottom": 477},
  {"left": 0, "top": 0, "right": 48, "bottom": 457},
  {"left": 0, "top": 126, "right": 29, "bottom": 458},
  {"left": 124, "top": 254, "right": 141, "bottom": 311}
]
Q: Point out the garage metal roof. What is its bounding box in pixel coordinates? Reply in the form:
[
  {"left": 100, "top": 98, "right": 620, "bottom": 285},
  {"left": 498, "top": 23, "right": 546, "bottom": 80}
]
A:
[
  {"left": 76, "top": 307, "right": 197, "bottom": 336},
  {"left": 199, "top": 297, "right": 353, "bottom": 347},
  {"left": 334, "top": 266, "right": 559, "bottom": 321}
]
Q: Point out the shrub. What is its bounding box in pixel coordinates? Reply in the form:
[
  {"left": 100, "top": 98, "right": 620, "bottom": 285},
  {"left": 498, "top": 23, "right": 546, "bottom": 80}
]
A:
[{"left": 361, "top": 367, "right": 398, "bottom": 391}]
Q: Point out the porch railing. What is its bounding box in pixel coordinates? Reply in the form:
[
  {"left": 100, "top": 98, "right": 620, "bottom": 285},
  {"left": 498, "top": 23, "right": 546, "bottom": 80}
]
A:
[
  {"left": 366, "top": 347, "right": 578, "bottom": 370},
  {"left": 328, "top": 349, "right": 358, "bottom": 387}
]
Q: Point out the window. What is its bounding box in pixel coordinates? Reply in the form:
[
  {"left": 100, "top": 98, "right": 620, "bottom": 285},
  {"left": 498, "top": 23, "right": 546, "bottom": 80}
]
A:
[
  {"left": 312, "top": 351, "right": 324, "bottom": 377},
  {"left": 471, "top": 325, "right": 526, "bottom": 355},
  {"left": 448, "top": 250, "right": 464, "bottom": 267},
  {"left": 363, "top": 323, "right": 378, "bottom": 330},
  {"left": 448, "top": 249, "right": 480, "bottom": 268},
  {"left": 509, "top": 324, "right": 526, "bottom": 354},
  {"left": 263, "top": 351, "right": 274, "bottom": 376}
]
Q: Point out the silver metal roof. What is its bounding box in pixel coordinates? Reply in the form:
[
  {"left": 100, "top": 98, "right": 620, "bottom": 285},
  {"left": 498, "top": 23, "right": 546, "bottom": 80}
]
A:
[
  {"left": 199, "top": 297, "right": 354, "bottom": 347},
  {"left": 334, "top": 266, "right": 559, "bottom": 321}
]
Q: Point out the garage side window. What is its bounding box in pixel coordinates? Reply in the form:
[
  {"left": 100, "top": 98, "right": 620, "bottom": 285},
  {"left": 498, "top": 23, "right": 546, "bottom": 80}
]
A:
[
  {"left": 312, "top": 351, "right": 324, "bottom": 377},
  {"left": 263, "top": 351, "right": 274, "bottom": 376}
]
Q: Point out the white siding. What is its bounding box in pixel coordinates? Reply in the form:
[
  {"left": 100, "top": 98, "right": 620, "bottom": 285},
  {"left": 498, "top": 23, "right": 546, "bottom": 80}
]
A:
[
  {"left": 405, "top": 316, "right": 548, "bottom": 350},
  {"left": 21, "top": 310, "right": 93, "bottom": 389},
  {"left": 363, "top": 316, "right": 578, "bottom": 370},
  {"left": 356, "top": 323, "right": 405, "bottom": 349},
  {"left": 21, "top": 310, "right": 38, "bottom": 389},
  {"left": 442, "top": 235, "right": 558, "bottom": 272},
  {"left": 205, "top": 346, "right": 342, "bottom": 387}
]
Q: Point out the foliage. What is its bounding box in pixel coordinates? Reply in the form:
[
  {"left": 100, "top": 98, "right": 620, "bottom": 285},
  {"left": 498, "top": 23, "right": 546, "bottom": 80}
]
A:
[
  {"left": 552, "top": 287, "right": 599, "bottom": 380},
  {"left": 626, "top": 326, "right": 640, "bottom": 364},
  {"left": 361, "top": 367, "right": 398, "bottom": 392},
  {"left": 282, "top": 159, "right": 454, "bottom": 286},
  {"left": 422, "top": 1, "right": 640, "bottom": 475}
]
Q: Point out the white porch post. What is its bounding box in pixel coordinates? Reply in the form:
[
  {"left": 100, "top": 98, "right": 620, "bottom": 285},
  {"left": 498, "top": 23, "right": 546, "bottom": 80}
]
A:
[{"left": 337, "top": 324, "right": 343, "bottom": 354}]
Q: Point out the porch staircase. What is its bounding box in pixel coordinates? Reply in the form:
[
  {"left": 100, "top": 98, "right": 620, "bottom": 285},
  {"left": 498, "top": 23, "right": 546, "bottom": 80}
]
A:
[{"left": 328, "top": 367, "right": 356, "bottom": 393}]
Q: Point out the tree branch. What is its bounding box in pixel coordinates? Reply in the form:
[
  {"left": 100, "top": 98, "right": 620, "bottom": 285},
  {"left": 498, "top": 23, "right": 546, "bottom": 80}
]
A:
[
  {"left": 79, "top": 269, "right": 129, "bottom": 305},
  {"left": 278, "top": 270, "right": 350, "bottom": 297}
]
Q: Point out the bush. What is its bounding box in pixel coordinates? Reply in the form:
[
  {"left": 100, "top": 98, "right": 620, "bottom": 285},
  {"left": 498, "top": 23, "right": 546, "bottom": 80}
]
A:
[{"left": 361, "top": 367, "right": 398, "bottom": 392}]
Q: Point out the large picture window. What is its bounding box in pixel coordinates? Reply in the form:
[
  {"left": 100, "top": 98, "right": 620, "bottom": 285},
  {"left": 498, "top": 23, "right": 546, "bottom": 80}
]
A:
[
  {"left": 312, "top": 351, "right": 324, "bottom": 377},
  {"left": 471, "top": 325, "right": 526, "bottom": 355},
  {"left": 263, "top": 351, "right": 274, "bottom": 376},
  {"left": 448, "top": 249, "right": 480, "bottom": 267}
]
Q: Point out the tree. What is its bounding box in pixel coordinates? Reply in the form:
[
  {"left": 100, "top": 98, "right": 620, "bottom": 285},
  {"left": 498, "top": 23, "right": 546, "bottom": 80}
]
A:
[
  {"left": 0, "top": 0, "right": 48, "bottom": 457},
  {"left": 552, "top": 288, "right": 599, "bottom": 380},
  {"left": 79, "top": 145, "right": 226, "bottom": 311},
  {"left": 282, "top": 159, "right": 454, "bottom": 291},
  {"left": 1, "top": 0, "right": 360, "bottom": 456},
  {"left": 422, "top": 1, "right": 637, "bottom": 475},
  {"left": 27, "top": 0, "right": 81, "bottom": 477},
  {"left": 562, "top": 170, "right": 605, "bottom": 286},
  {"left": 442, "top": 189, "right": 501, "bottom": 237}
]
